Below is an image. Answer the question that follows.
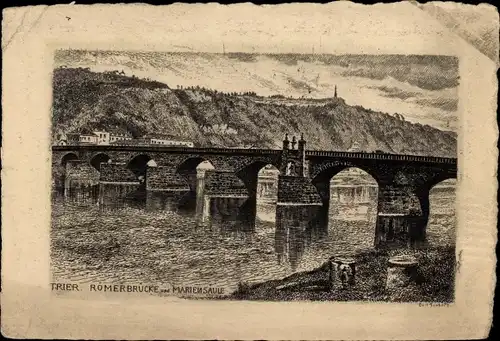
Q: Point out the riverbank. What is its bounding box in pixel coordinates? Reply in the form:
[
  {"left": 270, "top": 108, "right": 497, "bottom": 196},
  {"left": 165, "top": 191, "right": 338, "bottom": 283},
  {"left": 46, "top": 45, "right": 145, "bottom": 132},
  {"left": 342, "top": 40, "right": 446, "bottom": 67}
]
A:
[{"left": 227, "top": 246, "right": 456, "bottom": 302}]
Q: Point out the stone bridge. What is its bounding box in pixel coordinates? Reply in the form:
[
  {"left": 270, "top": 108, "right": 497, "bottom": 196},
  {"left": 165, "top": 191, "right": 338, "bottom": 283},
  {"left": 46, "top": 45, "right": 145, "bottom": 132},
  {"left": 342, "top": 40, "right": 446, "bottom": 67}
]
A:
[{"left": 52, "top": 135, "right": 457, "bottom": 248}]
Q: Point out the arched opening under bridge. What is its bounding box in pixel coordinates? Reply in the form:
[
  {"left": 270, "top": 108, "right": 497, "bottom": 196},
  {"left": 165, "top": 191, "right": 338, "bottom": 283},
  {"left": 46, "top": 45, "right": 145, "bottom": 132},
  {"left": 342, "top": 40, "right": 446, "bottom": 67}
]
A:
[
  {"left": 310, "top": 166, "right": 379, "bottom": 251},
  {"left": 424, "top": 178, "right": 456, "bottom": 247},
  {"left": 55, "top": 153, "right": 79, "bottom": 193},
  {"left": 90, "top": 153, "right": 110, "bottom": 171},
  {"left": 61, "top": 152, "right": 78, "bottom": 168},
  {"left": 232, "top": 161, "right": 281, "bottom": 231},
  {"left": 176, "top": 157, "right": 215, "bottom": 194},
  {"left": 126, "top": 154, "right": 152, "bottom": 180},
  {"left": 169, "top": 158, "right": 216, "bottom": 214}
]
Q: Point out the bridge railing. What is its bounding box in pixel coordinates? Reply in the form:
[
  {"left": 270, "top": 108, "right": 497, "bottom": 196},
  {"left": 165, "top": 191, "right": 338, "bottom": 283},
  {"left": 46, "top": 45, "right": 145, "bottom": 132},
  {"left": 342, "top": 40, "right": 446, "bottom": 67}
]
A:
[
  {"left": 304, "top": 150, "right": 456, "bottom": 164},
  {"left": 52, "top": 145, "right": 456, "bottom": 164},
  {"left": 52, "top": 144, "right": 283, "bottom": 155}
]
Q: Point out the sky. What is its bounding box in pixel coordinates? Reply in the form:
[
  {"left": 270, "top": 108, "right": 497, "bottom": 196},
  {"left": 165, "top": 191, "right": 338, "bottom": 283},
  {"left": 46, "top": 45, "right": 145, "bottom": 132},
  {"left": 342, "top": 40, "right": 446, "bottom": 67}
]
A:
[
  {"left": 55, "top": 50, "right": 459, "bottom": 131},
  {"left": 45, "top": 1, "right": 497, "bottom": 133}
]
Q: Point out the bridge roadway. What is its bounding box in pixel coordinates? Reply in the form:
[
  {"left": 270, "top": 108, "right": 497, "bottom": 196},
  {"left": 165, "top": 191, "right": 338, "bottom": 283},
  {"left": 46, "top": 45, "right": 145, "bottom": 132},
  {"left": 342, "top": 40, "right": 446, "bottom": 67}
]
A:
[
  {"left": 52, "top": 144, "right": 456, "bottom": 165},
  {"left": 52, "top": 144, "right": 457, "bottom": 249}
]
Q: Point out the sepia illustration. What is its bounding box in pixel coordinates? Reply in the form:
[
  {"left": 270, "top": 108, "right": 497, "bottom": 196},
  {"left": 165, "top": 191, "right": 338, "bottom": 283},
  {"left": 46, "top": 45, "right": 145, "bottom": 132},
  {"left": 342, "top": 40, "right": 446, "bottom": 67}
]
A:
[{"left": 50, "top": 50, "right": 458, "bottom": 303}]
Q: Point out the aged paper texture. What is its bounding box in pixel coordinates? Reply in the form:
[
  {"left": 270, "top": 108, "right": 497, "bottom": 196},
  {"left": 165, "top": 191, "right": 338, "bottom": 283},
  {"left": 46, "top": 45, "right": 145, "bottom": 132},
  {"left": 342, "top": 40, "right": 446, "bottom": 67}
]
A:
[{"left": 1, "top": 2, "right": 498, "bottom": 339}]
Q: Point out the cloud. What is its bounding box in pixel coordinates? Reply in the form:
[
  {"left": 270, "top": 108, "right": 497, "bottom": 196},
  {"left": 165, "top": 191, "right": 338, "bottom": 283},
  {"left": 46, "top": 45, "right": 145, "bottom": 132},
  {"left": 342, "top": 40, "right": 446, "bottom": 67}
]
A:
[
  {"left": 286, "top": 76, "right": 315, "bottom": 93},
  {"left": 259, "top": 54, "right": 460, "bottom": 91},
  {"left": 414, "top": 97, "right": 458, "bottom": 112},
  {"left": 339, "top": 56, "right": 459, "bottom": 91},
  {"left": 368, "top": 84, "right": 458, "bottom": 112},
  {"left": 368, "top": 85, "right": 418, "bottom": 100}
]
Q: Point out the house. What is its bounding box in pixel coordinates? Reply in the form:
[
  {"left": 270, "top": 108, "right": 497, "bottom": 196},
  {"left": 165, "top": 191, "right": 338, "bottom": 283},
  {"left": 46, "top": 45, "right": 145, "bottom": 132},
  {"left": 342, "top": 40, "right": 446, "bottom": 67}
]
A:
[
  {"left": 94, "top": 131, "right": 110, "bottom": 145},
  {"left": 141, "top": 133, "right": 194, "bottom": 147},
  {"left": 110, "top": 139, "right": 148, "bottom": 146},
  {"left": 94, "top": 131, "right": 133, "bottom": 145},
  {"left": 65, "top": 131, "right": 133, "bottom": 145},
  {"left": 109, "top": 133, "right": 133, "bottom": 144},
  {"left": 79, "top": 134, "right": 98, "bottom": 144},
  {"left": 66, "top": 133, "right": 81, "bottom": 144}
]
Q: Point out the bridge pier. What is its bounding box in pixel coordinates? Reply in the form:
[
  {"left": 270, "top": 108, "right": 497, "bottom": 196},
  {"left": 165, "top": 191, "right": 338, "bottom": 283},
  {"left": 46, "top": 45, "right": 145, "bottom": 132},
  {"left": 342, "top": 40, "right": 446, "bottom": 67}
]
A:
[
  {"left": 63, "top": 160, "right": 100, "bottom": 199},
  {"left": 98, "top": 162, "right": 142, "bottom": 209},
  {"left": 274, "top": 175, "right": 323, "bottom": 269},
  {"left": 198, "top": 170, "right": 255, "bottom": 230},
  {"left": 142, "top": 166, "right": 192, "bottom": 211},
  {"left": 276, "top": 175, "right": 323, "bottom": 238},
  {"left": 375, "top": 184, "right": 428, "bottom": 248},
  {"left": 146, "top": 166, "right": 190, "bottom": 191}
]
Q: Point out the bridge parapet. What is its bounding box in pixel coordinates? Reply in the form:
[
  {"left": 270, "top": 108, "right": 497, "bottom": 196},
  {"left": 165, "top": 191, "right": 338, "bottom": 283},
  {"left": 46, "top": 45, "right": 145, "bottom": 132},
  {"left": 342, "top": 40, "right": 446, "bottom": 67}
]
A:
[
  {"left": 305, "top": 150, "right": 457, "bottom": 165},
  {"left": 52, "top": 145, "right": 282, "bottom": 156}
]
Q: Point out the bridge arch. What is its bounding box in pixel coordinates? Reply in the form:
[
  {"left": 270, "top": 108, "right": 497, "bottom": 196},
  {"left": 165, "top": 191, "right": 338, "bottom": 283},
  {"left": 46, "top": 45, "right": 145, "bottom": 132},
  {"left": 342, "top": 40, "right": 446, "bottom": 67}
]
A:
[
  {"left": 60, "top": 152, "right": 78, "bottom": 167},
  {"left": 126, "top": 154, "right": 153, "bottom": 178},
  {"left": 424, "top": 170, "right": 457, "bottom": 191},
  {"left": 308, "top": 166, "right": 380, "bottom": 248},
  {"left": 235, "top": 160, "right": 281, "bottom": 196},
  {"left": 414, "top": 172, "right": 457, "bottom": 246},
  {"left": 311, "top": 161, "right": 382, "bottom": 188},
  {"left": 233, "top": 160, "right": 282, "bottom": 232},
  {"left": 176, "top": 156, "right": 213, "bottom": 174},
  {"left": 90, "top": 153, "right": 111, "bottom": 171},
  {"left": 173, "top": 156, "right": 216, "bottom": 196}
]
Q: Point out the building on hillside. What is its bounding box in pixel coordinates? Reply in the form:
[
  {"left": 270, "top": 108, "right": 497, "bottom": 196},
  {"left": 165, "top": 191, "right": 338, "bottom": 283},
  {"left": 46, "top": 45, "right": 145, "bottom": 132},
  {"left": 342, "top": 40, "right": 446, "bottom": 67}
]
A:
[
  {"left": 79, "top": 134, "right": 98, "bottom": 144},
  {"left": 94, "top": 131, "right": 110, "bottom": 145},
  {"left": 141, "top": 133, "right": 194, "bottom": 147},
  {"left": 109, "top": 133, "right": 133, "bottom": 143},
  {"left": 63, "top": 131, "right": 133, "bottom": 145},
  {"left": 110, "top": 139, "right": 149, "bottom": 146},
  {"left": 93, "top": 131, "right": 133, "bottom": 145},
  {"left": 66, "top": 133, "right": 81, "bottom": 144}
]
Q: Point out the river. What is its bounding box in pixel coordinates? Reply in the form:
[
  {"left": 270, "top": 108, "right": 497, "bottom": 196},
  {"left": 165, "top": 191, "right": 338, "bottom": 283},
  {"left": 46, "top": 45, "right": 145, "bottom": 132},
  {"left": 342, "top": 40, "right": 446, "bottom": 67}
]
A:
[{"left": 50, "top": 178, "right": 456, "bottom": 296}]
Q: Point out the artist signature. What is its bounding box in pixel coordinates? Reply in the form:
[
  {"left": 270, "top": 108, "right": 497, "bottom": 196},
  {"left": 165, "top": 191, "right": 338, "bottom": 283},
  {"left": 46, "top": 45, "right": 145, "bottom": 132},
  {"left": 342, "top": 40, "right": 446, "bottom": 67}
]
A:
[{"left": 418, "top": 302, "right": 451, "bottom": 307}]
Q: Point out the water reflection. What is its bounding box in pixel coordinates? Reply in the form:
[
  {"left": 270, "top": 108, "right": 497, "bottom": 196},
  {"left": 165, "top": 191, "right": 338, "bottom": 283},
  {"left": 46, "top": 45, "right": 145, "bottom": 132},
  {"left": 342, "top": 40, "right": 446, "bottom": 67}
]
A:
[
  {"left": 57, "top": 176, "right": 377, "bottom": 273},
  {"left": 63, "top": 180, "right": 99, "bottom": 205},
  {"left": 275, "top": 225, "right": 307, "bottom": 271},
  {"left": 99, "top": 183, "right": 146, "bottom": 212},
  {"left": 146, "top": 190, "right": 193, "bottom": 213}
]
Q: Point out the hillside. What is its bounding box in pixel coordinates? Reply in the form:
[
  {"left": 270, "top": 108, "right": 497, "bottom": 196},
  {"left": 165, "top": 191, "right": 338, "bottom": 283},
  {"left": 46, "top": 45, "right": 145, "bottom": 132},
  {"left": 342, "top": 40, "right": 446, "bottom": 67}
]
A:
[{"left": 51, "top": 67, "right": 457, "bottom": 157}]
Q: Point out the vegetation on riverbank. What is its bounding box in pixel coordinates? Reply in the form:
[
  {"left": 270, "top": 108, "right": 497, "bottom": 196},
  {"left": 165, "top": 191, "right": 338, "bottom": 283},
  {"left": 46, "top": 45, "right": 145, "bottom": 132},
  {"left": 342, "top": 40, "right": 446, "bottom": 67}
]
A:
[{"left": 229, "top": 246, "right": 456, "bottom": 302}]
